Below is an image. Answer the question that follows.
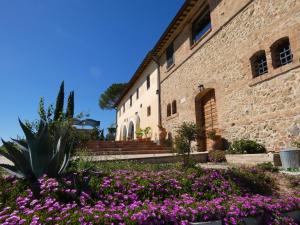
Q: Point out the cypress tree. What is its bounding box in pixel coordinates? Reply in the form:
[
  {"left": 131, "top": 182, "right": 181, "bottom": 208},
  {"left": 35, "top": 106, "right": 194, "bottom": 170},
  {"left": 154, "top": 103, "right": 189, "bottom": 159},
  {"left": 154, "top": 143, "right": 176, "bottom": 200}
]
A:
[
  {"left": 54, "top": 81, "right": 65, "bottom": 121},
  {"left": 66, "top": 91, "right": 74, "bottom": 119}
]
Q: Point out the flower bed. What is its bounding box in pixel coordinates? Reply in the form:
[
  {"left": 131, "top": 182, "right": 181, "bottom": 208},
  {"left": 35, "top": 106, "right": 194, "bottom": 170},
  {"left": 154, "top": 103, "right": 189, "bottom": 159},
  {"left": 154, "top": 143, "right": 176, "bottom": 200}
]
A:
[{"left": 0, "top": 167, "right": 299, "bottom": 224}]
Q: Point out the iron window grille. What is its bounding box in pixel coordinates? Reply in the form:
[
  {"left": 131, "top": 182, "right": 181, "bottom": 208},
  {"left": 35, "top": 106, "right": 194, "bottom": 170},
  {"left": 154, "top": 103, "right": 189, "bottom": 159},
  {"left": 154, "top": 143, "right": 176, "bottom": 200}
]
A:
[
  {"left": 279, "top": 45, "right": 293, "bottom": 66},
  {"left": 271, "top": 38, "right": 293, "bottom": 68},
  {"left": 250, "top": 51, "right": 268, "bottom": 78},
  {"left": 254, "top": 54, "right": 268, "bottom": 76}
]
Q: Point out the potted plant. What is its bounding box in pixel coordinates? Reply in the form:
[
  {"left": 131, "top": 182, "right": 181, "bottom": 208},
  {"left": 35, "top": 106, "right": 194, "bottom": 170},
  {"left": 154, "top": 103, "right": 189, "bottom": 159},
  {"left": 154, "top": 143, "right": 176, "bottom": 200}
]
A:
[
  {"left": 158, "top": 125, "right": 167, "bottom": 143},
  {"left": 135, "top": 128, "right": 144, "bottom": 141},
  {"left": 280, "top": 141, "right": 300, "bottom": 170},
  {"left": 207, "top": 129, "right": 223, "bottom": 150},
  {"left": 143, "top": 127, "right": 152, "bottom": 141}
]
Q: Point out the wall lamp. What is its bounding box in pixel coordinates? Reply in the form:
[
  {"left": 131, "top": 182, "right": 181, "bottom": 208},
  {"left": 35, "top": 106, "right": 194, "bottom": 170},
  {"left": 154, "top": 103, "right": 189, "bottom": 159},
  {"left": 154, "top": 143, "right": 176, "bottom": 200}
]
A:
[{"left": 198, "top": 84, "right": 205, "bottom": 92}]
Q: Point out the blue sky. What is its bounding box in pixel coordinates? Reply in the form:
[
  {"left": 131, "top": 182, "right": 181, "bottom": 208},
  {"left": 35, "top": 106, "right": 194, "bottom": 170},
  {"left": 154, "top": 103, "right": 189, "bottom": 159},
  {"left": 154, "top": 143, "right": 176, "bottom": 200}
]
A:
[{"left": 0, "top": 0, "right": 183, "bottom": 140}]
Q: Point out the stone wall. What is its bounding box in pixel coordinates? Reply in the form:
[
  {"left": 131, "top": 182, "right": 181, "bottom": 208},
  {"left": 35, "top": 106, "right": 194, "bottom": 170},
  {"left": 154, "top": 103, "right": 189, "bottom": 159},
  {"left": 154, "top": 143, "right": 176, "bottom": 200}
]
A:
[{"left": 160, "top": 0, "right": 300, "bottom": 151}]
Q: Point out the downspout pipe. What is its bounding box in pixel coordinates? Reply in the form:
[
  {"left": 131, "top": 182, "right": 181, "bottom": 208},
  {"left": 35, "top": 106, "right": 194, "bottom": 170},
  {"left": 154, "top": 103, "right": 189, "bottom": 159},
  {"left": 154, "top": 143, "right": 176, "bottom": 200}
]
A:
[
  {"left": 114, "top": 107, "right": 118, "bottom": 141},
  {"left": 152, "top": 55, "right": 162, "bottom": 128}
]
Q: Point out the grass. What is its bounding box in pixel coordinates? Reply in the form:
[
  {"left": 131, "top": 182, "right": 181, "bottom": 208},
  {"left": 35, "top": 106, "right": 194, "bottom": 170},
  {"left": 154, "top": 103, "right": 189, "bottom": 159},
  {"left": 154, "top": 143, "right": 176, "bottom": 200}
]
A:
[{"left": 67, "top": 158, "right": 183, "bottom": 173}]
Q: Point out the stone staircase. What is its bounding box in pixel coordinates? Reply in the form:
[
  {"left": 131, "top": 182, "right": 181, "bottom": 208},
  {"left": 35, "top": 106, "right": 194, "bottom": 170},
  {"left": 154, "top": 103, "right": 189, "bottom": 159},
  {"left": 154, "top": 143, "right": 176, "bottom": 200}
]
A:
[{"left": 85, "top": 140, "right": 173, "bottom": 155}]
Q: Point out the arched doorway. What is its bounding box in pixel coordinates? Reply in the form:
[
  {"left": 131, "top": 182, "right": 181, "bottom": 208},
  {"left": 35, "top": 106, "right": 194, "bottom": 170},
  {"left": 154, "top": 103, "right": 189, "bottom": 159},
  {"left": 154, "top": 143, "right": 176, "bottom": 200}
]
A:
[
  {"left": 128, "top": 121, "right": 135, "bottom": 140},
  {"left": 195, "top": 88, "right": 219, "bottom": 151},
  {"left": 122, "top": 125, "right": 127, "bottom": 141}
]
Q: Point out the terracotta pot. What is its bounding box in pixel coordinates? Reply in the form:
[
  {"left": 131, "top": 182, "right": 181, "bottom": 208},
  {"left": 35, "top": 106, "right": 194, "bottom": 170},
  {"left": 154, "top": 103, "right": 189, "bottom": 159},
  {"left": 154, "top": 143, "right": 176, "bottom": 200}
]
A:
[
  {"left": 136, "top": 137, "right": 143, "bottom": 141},
  {"left": 211, "top": 135, "right": 223, "bottom": 150},
  {"left": 158, "top": 126, "right": 167, "bottom": 142}
]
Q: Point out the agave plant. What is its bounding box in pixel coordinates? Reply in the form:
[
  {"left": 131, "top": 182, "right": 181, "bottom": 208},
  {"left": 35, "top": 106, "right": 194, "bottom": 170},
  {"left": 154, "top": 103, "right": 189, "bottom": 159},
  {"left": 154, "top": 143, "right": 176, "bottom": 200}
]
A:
[{"left": 0, "top": 119, "right": 72, "bottom": 180}]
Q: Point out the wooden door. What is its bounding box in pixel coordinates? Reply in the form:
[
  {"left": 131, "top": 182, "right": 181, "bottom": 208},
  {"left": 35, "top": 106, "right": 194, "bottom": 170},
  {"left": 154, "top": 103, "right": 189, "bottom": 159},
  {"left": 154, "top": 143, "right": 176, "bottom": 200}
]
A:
[{"left": 201, "top": 90, "right": 218, "bottom": 151}]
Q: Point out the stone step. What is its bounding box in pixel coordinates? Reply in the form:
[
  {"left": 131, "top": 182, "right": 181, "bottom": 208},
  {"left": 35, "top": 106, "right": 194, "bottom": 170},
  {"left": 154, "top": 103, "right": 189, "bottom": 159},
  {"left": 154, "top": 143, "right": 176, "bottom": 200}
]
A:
[
  {"left": 87, "top": 145, "right": 170, "bottom": 149},
  {"left": 87, "top": 145, "right": 160, "bottom": 149},
  {"left": 87, "top": 147, "right": 172, "bottom": 152},
  {"left": 84, "top": 141, "right": 172, "bottom": 155},
  {"left": 85, "top": 150, "right": 173, "bottom": 155}
]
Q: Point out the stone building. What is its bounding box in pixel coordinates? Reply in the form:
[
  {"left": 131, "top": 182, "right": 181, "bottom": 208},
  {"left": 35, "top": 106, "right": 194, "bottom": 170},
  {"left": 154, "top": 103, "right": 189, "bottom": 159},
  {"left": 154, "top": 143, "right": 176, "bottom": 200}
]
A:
[
  {"left": 115, "top": 54, "right": 161, "bottom": 141},
  {"left": 116, "top": 0, "right": 300, "bottom": 151}
]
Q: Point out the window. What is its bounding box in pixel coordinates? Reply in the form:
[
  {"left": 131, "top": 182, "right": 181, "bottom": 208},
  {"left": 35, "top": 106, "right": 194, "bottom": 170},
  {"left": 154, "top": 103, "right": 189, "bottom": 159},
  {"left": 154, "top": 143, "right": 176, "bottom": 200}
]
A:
[
  {"left": 192, "top": 6, "right": 211, "bottom": 45},
  {"left": 271, "top": 37, "right": 293, "bottom": 68},
  {"left": 130, "top": 95, "right": 132, "bottom": 107},
  {"left": 146, "top": 75, "right": 150, "bottom": 90},
  {"left": 172, "top": 100, "right": 177, "bottom": 114},
  {"left": 167, "top": 104, "right": 171, "bottom": 117},
  {"left": 147, "top": 106, "right": 151, "bottom": 117},
  {"left": 123, "top": 104, "right": 125, "bottom": 113},
  {"left": 136, "top": 88, "right": 139, "bottom": 99},
  {"left": 166, "top": 43, "right": 174, "bottom": 68},
  {"left": 250, "top": 51, "right": 268, "bottom": 77}
]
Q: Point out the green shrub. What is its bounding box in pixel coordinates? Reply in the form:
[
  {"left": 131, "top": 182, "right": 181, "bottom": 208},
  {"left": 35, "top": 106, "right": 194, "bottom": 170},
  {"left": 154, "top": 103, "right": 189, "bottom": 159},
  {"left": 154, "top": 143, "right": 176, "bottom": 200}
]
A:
[
  {"left": 174, "top": 122, "right": 203, "bottom": 167},
  {"left": 289, "top": 176, "right": 300, "bottom": 189},
  {"left": 227, "top": 139, "right": 266, "bottom": 154},
  {"left": 226, "top": 167, "right": 276, "bottom": 195},
  {"left": 0, "top": 119, "right": 72, "bottom": 181},
  {"left": 0, "top": 177, "right": 29, "bottom": 209},
  {"left": 293, "top": 141, "right": 300, "bottom": 149},
  {"left": 256, "top": 162, "right": 279, "bottom": 172},
  {"left": 208, "top": 150, "right": 226, "bottom": 163}
]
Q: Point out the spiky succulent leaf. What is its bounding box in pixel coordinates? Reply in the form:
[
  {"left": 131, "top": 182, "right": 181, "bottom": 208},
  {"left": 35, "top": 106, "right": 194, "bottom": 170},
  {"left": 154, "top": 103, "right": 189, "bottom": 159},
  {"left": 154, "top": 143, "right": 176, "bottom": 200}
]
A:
[
  {"left": 19, "top": 120, "right": 53, "bottom": 178},
  {"left": 46, "top": 130, "right": 69, "bottom": 177},
  {"left": 0, "top": 164, "right": 25, "bottom": 178},
  {"left": 19, "top": 119, "right": 35, "bottom": 141},
  {"left": 11, "top": 138, "right": 30, "bottom": 162},
  {"left": 59, "top": 143, "right": 72, "bottom": 174},
  {"left": 1, "top": 119, "right": 72, "bottom": 180},
  {"left": 0, "top": 140, "right": 32, "bottom": 177},
  {"left": 11, "top": 138, "right": 28, "bottom": 151}
]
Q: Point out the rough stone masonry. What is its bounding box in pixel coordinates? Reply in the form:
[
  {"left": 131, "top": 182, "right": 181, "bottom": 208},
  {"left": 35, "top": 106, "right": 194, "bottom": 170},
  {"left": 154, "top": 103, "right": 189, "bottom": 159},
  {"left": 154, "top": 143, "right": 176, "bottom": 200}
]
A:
[{"left": 159, "top": 0, "right": 300, "bottom": 151}]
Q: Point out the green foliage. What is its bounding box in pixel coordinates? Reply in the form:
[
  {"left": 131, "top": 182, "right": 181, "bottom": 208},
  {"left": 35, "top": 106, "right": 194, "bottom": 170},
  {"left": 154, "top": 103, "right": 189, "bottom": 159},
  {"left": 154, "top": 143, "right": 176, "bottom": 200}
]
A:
[
  {"left": 106, "top": 126, "right": 116, "bottom": 141},
  {"left": 66, "top": 91, "right": 75, "bottom": 119},
  {"left": 208, "top": 150, "right": 226, "bottom": 163},
  {"left": 135, "top": 128, "right": 144, "bottom": 138},
  {"left": 0, "top": 119, "right": 72, "bottom": 180},
  {"left": 227, "top": 139, "right": 266, "bottom": 154},
  {"left": 174, "top": 122, "right": 202, "bottom": 167},
  {"left": 256, "top": 162, "right": 279, "bottom": 172},
  {"left": 135, "top": 127, "right": 152, "bottom": 139},
  {"left": 67, "top": 159, "right": 182, "bottom": 174},
  {"left": 143, "top": 127, "right": 151, "bottom": 138},
  {"left": 226, "top": 167, "right": 276, "bottom": 195},
  {"left": 289, "top": 176, "right": 300, "bottom": 190},
  {"left": 0, "top": 176, "right": 29, "bottom": 210},
  {"left": 71, "top": 128, "right": 101, "bottom": 152},
  {"left": 99, "top": 83, "right": 127, "bottom": 110},
  {"left": 54, "top": 81, "right": 65, "bottom": 121},
  {"left": 99, "top": 129, "right": 105, "bottom": 141},
  {"left": 293, "top": 140, "right": 300, "bottom": 149}
]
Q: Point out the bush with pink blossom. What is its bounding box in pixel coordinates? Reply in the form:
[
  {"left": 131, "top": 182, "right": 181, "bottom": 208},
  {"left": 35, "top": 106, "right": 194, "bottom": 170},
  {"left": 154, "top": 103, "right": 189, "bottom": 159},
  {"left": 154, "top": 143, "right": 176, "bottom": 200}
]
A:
[{"left": 0, "top": 166, "right": 299, "bottom": 224}]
